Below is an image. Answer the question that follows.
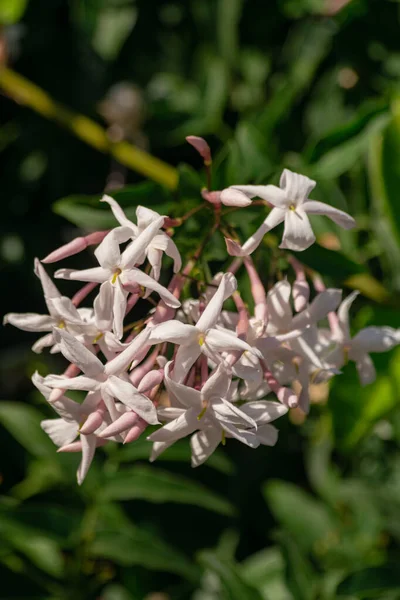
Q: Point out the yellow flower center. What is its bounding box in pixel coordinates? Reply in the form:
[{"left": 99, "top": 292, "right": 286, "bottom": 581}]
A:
[
  {"left": 198, "top": 333, "right": 205, "bottom": 346},
  {"left": 289, "top": 204, "right": 296, "bottom": 211},
  {"left": 111, "top": 268, "right": 122, "bottom": 284},
  {"left": 58, "top": 320, "right": 65, "bottom": 329}
]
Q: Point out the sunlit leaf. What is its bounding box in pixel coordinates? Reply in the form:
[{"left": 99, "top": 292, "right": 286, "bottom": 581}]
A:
[
  {"left": 0, "top": 402, "right": 54, "bottom": 459},
  {"left": 198, "top": 550, "right": 264, "bottom": 600}
]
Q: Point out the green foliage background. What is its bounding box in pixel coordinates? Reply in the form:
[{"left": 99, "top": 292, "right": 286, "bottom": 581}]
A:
[{"left": 1, "top": 0, "right": 400, "bottom": 598}]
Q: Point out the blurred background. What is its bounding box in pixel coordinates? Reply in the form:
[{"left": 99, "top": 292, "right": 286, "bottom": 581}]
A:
[{"left": 1, "top": 0, "right": 400, "bottom": 598}]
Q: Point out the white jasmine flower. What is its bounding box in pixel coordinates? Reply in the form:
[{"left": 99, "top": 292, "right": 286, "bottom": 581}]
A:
[{"left": 224, "top": 169, "right": 356, "bottom": 255}]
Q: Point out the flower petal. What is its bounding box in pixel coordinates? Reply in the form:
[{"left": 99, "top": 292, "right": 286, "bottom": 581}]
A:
[
  {"left": 201, "top": 364, "right": 232, "bottom": 401},
  {"left": 355, "top": 353, "right": 376, "bottom": 386},
  {"left": 94, "top": 281, "right": 114, "bottom": 333},
  {"left": 302, "top": 200, "right": 356, "bottom": 229},
  {"left": 112, "top": 277, "right": 128, "bottom": 340},
  {"left": 44, "top": 374, "right": 100, "bottom": 391},
  {"left": 231, "top": 184, "right": 288, "bottom": 207},
  {"left": 164, "top": 362, "right": 202, "bottom": 409},
  {"left": 105, "top": 327, "right": 151, "bottom": 376},
  {"left": 220, "top": 189, "right": 252, "bottom": 207},
  {"left": 240, "top": 400, "right": 288, "bottom": 424},
  {"left": 266, "top": 280, "right": 292, "bottom": 331},
  {"left": 280, "top": 209, "right": 315, "bottom": 251},
  {"left": 205, "top": 328, "right": 262, "bottom": 358},
  {"left": 257, "top": 423, "right": 279, "bottom": 446},
  {"left": 77, "top": 434, "right": 97, "bottom": 485},
  {"left": 122, "top": 267, "right": 180, "bottom": 308},
  {"left": 148, "top": 321, "right": 198, "bottom": 345},
  {"left": 191, "top": 429, "right": 221, "bottom": 467},
  {"left": 225, "top": 208, "right": 285, "bottom": 256},
  {"left": 280, "top": 169, "right": 316, "bottom": 205},
  {"left": 352, "top": 326, "right": 400, "bottom": 354},
  {"left": 105, "top": 376, "right": 159, "bottom": 424},
  {"left": 101, "top": 195, "right": 137, "bottom": 231},
  {"left": 94, "top": 226, "right": 132, "bottom": 270},
  {"left": 292, "top": 289, "right": 342, "bottom": 330},
  {"left": 336, "top": 291, "right": 359, "bottom": 344},
  {"left": 55, "top": 267, "right": 109, "bottom": 283},
  {"left": 41, "top": 418, "right": 78, "bottom": 447},
  {"left": 120, "top": 216, "right": 165, "bottom": 268},
  {"left": 147, "top": 407, "right": 198, "bottom": 442},
  {"left": 197, "top": 273, "right": 237, "bottom": 331},
  {"left": 173, "top": 343, "right": 201, "bottom": 383},
  {"left": 3, "top": 312, "right": 54, "bottom": 332},
  {"left": 53, "top": 328, "right": 104, "bottom": 377}
]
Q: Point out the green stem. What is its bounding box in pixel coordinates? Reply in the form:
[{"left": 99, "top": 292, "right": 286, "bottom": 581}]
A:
[{"left": 0, "top": 67, "right": 178, "bottom": 190}]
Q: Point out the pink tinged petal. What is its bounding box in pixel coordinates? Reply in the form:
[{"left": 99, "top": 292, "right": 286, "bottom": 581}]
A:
[
  {"left": 201, "top": 364, "right": 232, "bottom": 401},
  {"left": 197, "top": 273, "right": 237, "bottom": 332},
  {"left": 292, "top": 289, "right": 342, "bottom": 330},
  {"left": 53, "top": 329, "right": 104, "bottom": 377},
  {"left": 173, "top": 343, "right": 202, "bottom": 383},
  {"left": 94, "top": 226, "right": 132, "bottom": 270},
  {"left": 101, "top": 195, "right": 137, "bottom": 230},
  {"left": 41, "top": 231, "right": 109, "bottom": 263},
  {"left": 32, "top": 333, "right": 55, "bottom": 353},
  {"left": 99, "top": 411, "right": 139, "bottom": 437},
  {"left": 123, "top": 268, "right": 180, "bottom": 308},
  {"left": 157, "top": 407, "right": 186, "bottom": 420},
  {"left": 138, "top": 370, "right": 164, "bottom": 393},
  {"left": 205, "top": 328, "right": 262, "bottom": 358},
  {"left": 124, "top": 419, "right": 147, "bottom": 443},
  {"left": 292, "top": 280, "right": 310, "bottom": 313},
  {"left": 220, "top": 189, "right": 252, "bottom": 207},
  {"left": 191, "top": 429, "right": 221, "bottom": 467},
  {"left": 147, "top": 408, "right": 198, "bottom": 442},
  {"left": 94, "top": 281, "right": 114, "bottom": 333},
  {"left": 212, "top": 398, "right": 258, "bottom": 429},
  {"left": 164, "top": 361, "right": 202, "bottom": 409},
  {"left": 280, "top": 209, "right": 316, "bottom": 251},
  {"left": 220, "top": 421, "right": 260, "bottom": 448},
  {"left": 231, "top": 184, "right": 288, "bottom": 207},
  {"left": 186, "top": 135, "right": 211, "bottom": 163},
  {"left": 257, "top": 423, "right": 279, "bottom": 446},
  {"left": 3, "top": 312, "right": 54, "bottom": 332},
  {"left": 240, "top": 401, "right": 288, "bottom": 424},
  {"left": 79, "top": 408, "right": 105, "bottom": 435},
  {"left": 266, "top": 280, "right": 293, "bottom": 330},
  {"left": 351, "top": 326, "right": 400, "bottom": 354},
  {"left": 355, "top": 353, "right": 376, "bottom": 386},
  {"left": 105, "top": 327, "right": 151, "bottom": 376},
  {"left": 302, "top": 200, "right": 356, "bottom": 229},
  {"left": 336, "top": 291, "right": 359, "bottom": 343},
  {"left": 54, "top": 267, "right": 110, "bottom": 283},
  {"left": 147, "top": 246, "right": 163, "bottom": 281},
  {"left": 105, "top": 376, "right": 159, "bottom": 424},
  {"left": 112, "top": 277, "right": 128, "bottom": 340},
  {"left": 279, "top": 169, "right": 316, "bottom": 206},
  {"left": 120, "top": 216, "right": 165, "bottom": 268},
  {"left": 101, "top": 386, "right": 119, "bottom": 422},
  {"left": 77, "top": 434, "right": 97, "bottom": 485},
  {"left": 44, "top": 374, "right": 100, "bottom": 391},
  {"left": 148, "top": 321, "right": 198, "bottom": 345},
  {"left": 41, "top": 419, "right": 78, "bottom": 447}
]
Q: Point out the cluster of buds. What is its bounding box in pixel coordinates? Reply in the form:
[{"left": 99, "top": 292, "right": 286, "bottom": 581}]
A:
[{"left": 4, "top": 138, "right": 400, "bottom": 484}]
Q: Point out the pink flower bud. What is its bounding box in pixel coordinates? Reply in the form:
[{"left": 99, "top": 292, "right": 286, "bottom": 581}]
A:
[
  {"left": 79, "top": 406, "right": 106, "bottom": 435},
  {"left": 42, "top": 231, "right": 109, "bottom": 263},
  {"left": 124, "top": 418, "right": 147, "bottom": 444},
  {"left": 186, "top": 136, "right": 212, "bottom": 164},
  {"left": 220, "top": 189, "right": 252, "bottom": 208},
  {"left": 138, "top": 369, "right": 164, "bottom": 393},
  {"left": 99, "top": 411, "right": 139, "bottom": 438},
  {"left": 201, "top": 190, "right": 221, "bottom": 205}
]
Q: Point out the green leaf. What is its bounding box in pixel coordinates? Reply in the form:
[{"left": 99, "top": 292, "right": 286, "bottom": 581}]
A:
[
  {"left": 0, "top": 0, "right": 28, "bottom": 24},
  {"left": 116, "top": 437, "right": 235, "bottom": 474},
  {"left": 90, "top": 525, "right": 200, "bottom": 583},
  {"left": 277, "top": 532, "right": 318, "bottom": 600},
  {"left": 217, "top": 0, "right": 243, "bottom": 67},
  {"left": 337, "top": 565, "right": 400, "bottom": 598},
  {"left": 0, "top": 514, "right": 64, "bottom": 577},
  {"left": 53, "top": 182, "right": 172, "bottom": 230},
  {"left": 368, "top": 102, "right": 400, "bottom": 290},
  {"left": 225, "top": 121, "right": 273, "bottom": 185},
  {"left": 241, "top": 547, "right": 291, "bottom": 600},
  {"left": 300, "top": 244, "right": 364, "bottom": 280},
  {"left": 101, "top": 465, "right": 235, "bottom": 516},
  {"left": 308, "top": 113, "right": 389, "bottom": 180},
  {"left": 264, "top": 480, "right": 337, "bottom": 554},
  {"left": 0, "top": 402, "right": 55, "bottom": 459},
  {"left": 198, "top": 550, "right": 264, "bottom": 600}
]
